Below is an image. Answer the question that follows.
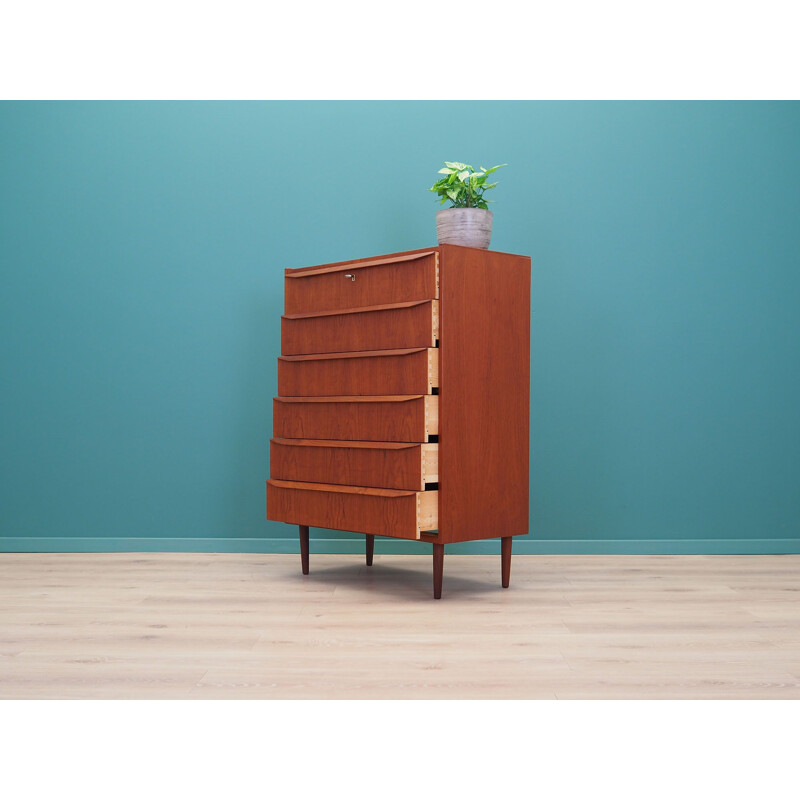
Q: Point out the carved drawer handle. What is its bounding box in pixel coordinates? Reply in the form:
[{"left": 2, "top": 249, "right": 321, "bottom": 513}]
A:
[{"left": 344, "top": 273, "right": 356, "bottom": 281}]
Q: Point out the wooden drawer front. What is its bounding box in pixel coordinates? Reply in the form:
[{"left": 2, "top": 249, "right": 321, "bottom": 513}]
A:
[
  {"left": 284, "top": 251, "right": 439, "bottom": 315},
  {"left": 282, "top": 300, "right": 439, "bottom": 356},
  {"left": 278, "top": 348, "right": 438, "bottom": 397},
  {"left": 267, "top": 479, "right": 438, "bottom": 540},
  {"left": 273, "top": 395, "right": 438, "bottom": 443},
  {"left": 271, "top": 439, "right": 438, "bottom": 491}
]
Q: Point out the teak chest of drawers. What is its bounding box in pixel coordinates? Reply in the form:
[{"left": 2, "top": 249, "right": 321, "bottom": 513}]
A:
[{"left": 266, "top": 245, "right": 531, "bottom": 598}]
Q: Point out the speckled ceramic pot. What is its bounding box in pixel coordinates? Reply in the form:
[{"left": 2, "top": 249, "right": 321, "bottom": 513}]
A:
[{"left": 435, "top": 208, "right": 493, "bottom": 249}]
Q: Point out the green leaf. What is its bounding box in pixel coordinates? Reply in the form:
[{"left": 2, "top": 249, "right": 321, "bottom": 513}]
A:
[{"left": 432, "top": 161, "right": 504, "bottom": 204}]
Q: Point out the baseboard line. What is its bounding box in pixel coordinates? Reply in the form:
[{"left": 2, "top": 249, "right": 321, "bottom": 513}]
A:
[{"left": 1, "top": 537, "right": 799, "bottom": 555}]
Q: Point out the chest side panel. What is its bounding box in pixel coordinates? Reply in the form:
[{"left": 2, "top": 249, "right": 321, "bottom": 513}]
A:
[{"left": 438, "top": 245, "right": 531, "bottom": 543}]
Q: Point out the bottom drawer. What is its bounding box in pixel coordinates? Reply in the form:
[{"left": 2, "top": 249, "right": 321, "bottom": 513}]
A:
[{"left": 267, "top": 479, "right": 438, "bottom": 540}]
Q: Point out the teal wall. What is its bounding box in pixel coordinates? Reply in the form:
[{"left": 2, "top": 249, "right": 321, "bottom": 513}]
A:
[{"left": 1, "top": 101, "right": 799, "bottom": 554}]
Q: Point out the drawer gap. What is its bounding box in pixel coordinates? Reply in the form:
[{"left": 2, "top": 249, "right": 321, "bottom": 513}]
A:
[{"left": 424, "top": 482, "right": 439, "bottom": 491}]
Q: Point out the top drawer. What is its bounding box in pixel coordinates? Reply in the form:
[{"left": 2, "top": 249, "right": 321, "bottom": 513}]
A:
[{"left": 284, "top": 250, "right": 439, "bottom": 315}]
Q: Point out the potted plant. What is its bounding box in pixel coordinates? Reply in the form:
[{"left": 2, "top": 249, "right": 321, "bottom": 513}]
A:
[{"left": 429, "top": 161, "right": 506, "bottom": 249}]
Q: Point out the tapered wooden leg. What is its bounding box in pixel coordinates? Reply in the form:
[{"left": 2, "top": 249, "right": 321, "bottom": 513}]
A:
[
  {"left": 299, "top": 525, "right": 309, "bottom": 575},
  {"left": 366, "top": 534, "right": 375, "bottom": 566},
  {"left": 433, "top": 543, "right": 444, "bottom": 599},
  {"left": 501, "top": 536, "right": 512, "bottom": 588}
]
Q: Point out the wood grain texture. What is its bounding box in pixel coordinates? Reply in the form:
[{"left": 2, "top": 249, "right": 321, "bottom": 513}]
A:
[
  {"left": 267, "top": 480, "right": 438, "bottom": 540},
  {"left": 281, "top": 300, "right": 439, "bottom": 355},
  {"left": 439, "top": 244, "right": 531, "bottom": 544},
  {"left": 284, "top": 250, "right": 438, "bottom": 314},
  {"left": 272, "top": 395, "right": 437, "bottom": 442},
  {"left": 270, "top": 438, "right": 435, "bottom": 491},
  {"left": 417, "top": 491, "right": 438, "bottom": 531},
  {"left": 2, "top": 553, "right": 800, "bottom": 699},
  {"left": 278, "top": 348, "right": 438, "bottom": 396},
  {"left": 421, "top": 443, "right": 438, "bottom": 483}
]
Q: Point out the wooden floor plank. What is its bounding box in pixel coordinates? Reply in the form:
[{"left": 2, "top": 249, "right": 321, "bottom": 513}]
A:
[{"left": 1, "top": 553, "right": 799, "bottom": 699}]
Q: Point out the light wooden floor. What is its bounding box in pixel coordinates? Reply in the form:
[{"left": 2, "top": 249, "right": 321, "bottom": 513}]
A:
[{"left": 1, "top": 552, "right": 799, "bottom": 699}]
